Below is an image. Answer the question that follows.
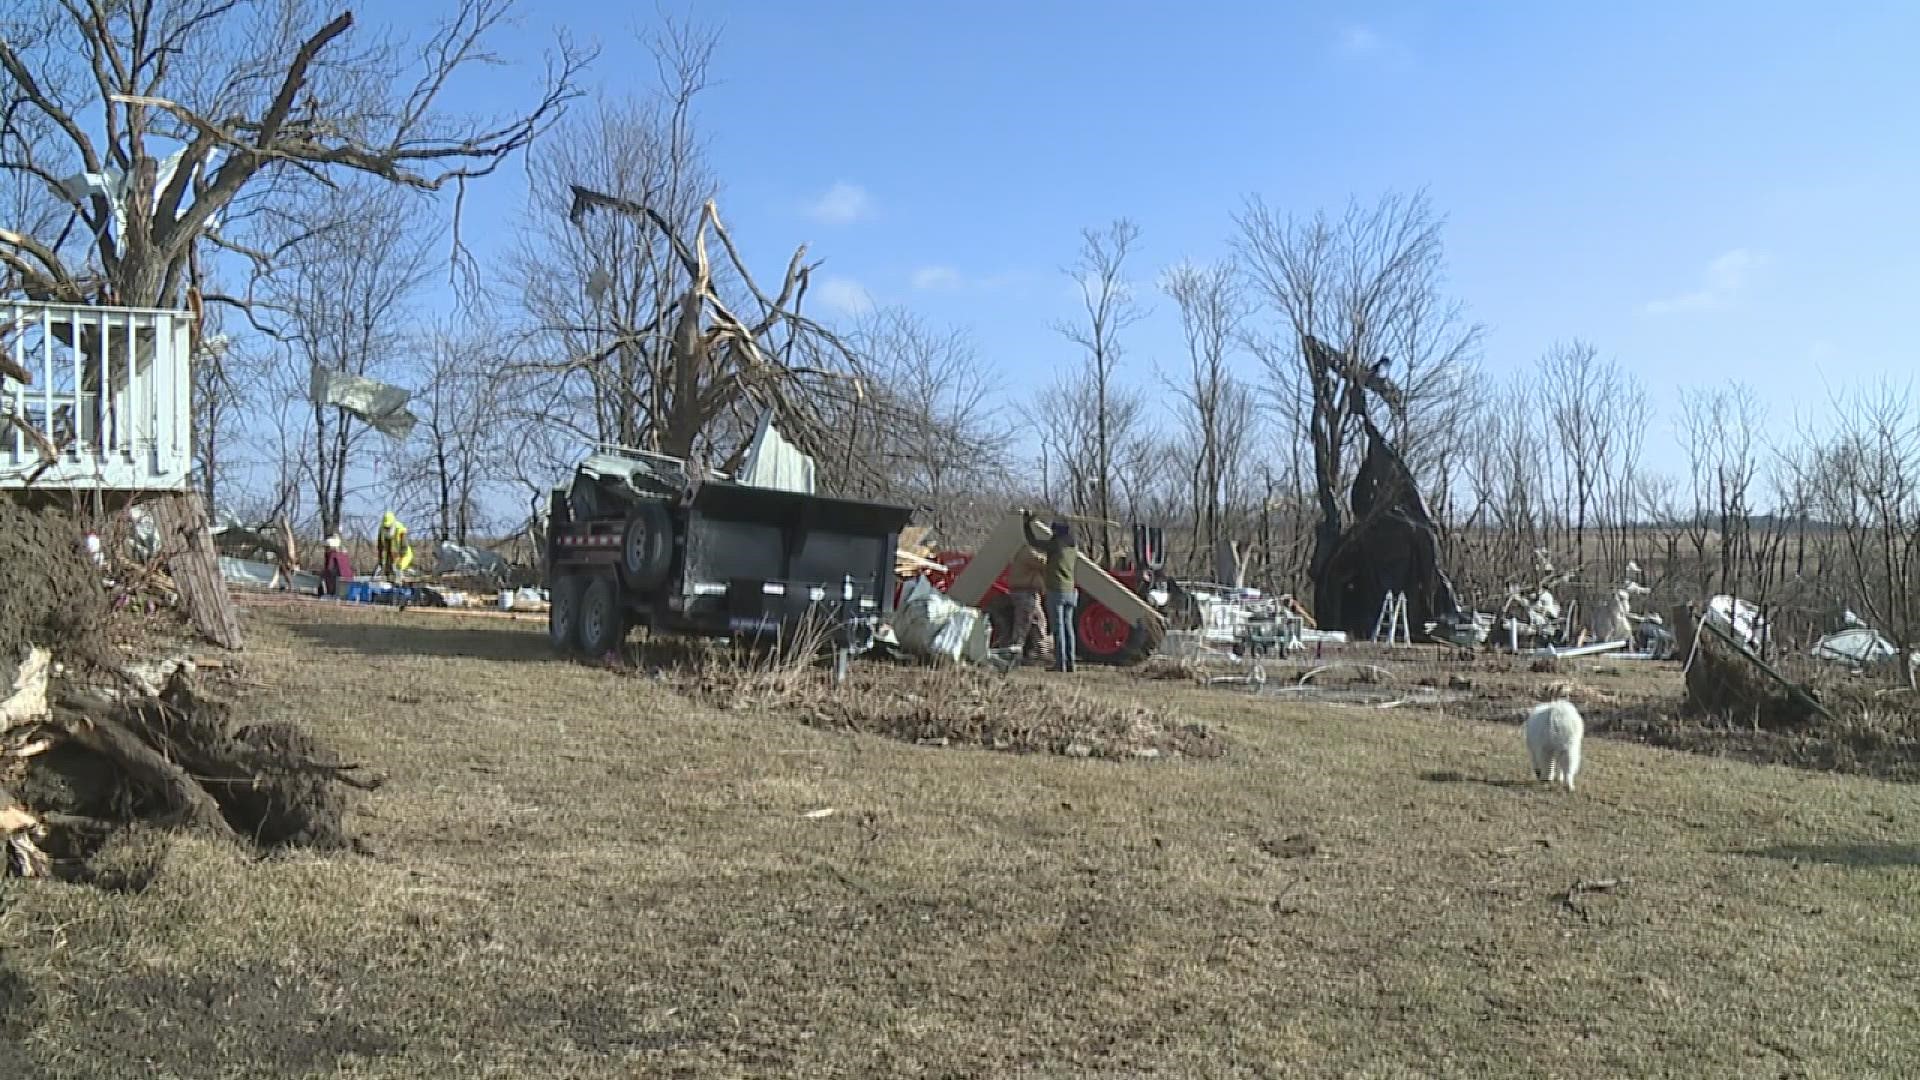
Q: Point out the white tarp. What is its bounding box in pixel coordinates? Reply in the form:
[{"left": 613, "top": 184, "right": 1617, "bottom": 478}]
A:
[
  {"left": 217, "top": 555, "right": 318, "bottom": 593},
  {"left": 890, "top": 577, "right": 988, "bottom": 665},
  {"left": 734, "top": 409, "right": 817, "bottom": 494},
  {"left": 435, "top": 541, "right": 512, "bottom": 578},
  {"left": 310, "top": 364, "right": 419, "bottom": 440}
]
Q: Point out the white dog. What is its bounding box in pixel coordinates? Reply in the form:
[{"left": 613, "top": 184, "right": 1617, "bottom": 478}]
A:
[{"left": 1524, "top": 699, "right": 1584, "bottom": 791}]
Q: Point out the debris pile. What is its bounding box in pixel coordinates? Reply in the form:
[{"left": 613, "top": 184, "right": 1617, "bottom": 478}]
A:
[
  {"left": 656, "top": 647, "right": 1223, "bottom": 759},
  {"left": 1683, "top": 618, "right": 1832, "bottom": 730}
]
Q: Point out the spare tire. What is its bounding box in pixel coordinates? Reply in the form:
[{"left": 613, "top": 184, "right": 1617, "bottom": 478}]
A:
[
  {"left": 567, "top": 474, "right": 603, "bottom": 522},
  {"left": 618, "top": 501, "right": 673, "bottom": 592}
]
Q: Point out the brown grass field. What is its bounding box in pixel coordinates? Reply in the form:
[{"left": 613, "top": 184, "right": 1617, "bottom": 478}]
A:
[{"left": 3, "top": 600, "right": 1918, "bottom": 1078}]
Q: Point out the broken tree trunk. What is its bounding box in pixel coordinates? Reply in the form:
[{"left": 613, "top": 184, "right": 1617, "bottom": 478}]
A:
[{"left": 146, "top": 492, "right": 244, "bottom": 649}]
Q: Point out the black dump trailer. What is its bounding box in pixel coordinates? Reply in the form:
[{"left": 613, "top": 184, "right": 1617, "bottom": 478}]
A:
[{"left": 544, "top": 446, "right": 916, "bottom": 657}]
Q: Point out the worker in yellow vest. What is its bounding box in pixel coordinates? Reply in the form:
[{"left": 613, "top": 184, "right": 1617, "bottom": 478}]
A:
[{"left": 376, "top": 511, "right": 415, "bottom": 579}]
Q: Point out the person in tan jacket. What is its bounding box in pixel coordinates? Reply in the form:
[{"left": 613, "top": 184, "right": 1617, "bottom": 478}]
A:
[{"left": 1006, "top": 514, "right": 1053, "bottom": 663}]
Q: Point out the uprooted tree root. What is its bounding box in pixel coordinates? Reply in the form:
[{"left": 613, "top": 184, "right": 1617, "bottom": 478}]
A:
[
  {"left": 5, "top": 668, "right": 379, "bottom": 883},
  {"left": 658, "top": 652, "right": 1225, "bottom": 760}
]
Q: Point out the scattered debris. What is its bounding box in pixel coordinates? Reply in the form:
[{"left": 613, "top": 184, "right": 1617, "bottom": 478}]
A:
[
  {"left": 1557, "top": 876, "right": 1632, "bottom": 923},
  {"left": 1260, "top": 834, "right": 1318, "bottom": 859}
]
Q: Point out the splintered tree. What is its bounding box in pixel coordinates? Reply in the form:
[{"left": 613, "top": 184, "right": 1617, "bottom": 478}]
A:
[
  {"left": 509, "top": 20, "right": 718, "bottom": 477},
  {"left": 1235, "top": 190, "right": 1481, "bottom": 634},
  {"left": 0, "top": 1, "right": 588, "bottom": 308},
  {"left": 560, "top": 187, "right": 877, "bottom": 489}
]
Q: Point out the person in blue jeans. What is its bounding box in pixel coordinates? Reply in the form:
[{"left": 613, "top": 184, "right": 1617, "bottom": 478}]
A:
[{"left": 1025, "top": 511, "right": 1080, "bottom": 673}]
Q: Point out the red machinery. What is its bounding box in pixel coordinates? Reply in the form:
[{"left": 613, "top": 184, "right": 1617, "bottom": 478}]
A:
[{"left": 903, "top": 523, "right": 1166, "bottom": 666}]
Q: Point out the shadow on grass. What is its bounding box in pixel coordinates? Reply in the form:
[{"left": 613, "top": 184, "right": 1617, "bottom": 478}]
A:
[
  {"left": 1731, "top": 844, "right": 1920, "bottom": 868},
  {"left": 286, "top": 619, "right": 556, "bottom": 663},
  {"left": 1419, "top": 769, "right": 1535, "bottom": 790}
]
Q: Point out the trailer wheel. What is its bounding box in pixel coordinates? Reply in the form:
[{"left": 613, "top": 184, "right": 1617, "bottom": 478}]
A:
[
  {"left": 548, "top": 574, "right": 584, "bottom": 653},
  {"left": 618, "top": 502, "right": 673, "bottom": 591},
  {"left": 576, "top": 576, "right": 627, "bottom": 656},
  {"left": 1076, "top": 601, "right": 1149, "bottom": 666}
]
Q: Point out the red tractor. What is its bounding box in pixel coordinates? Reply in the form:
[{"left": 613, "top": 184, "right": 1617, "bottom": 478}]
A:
[{"left": 909, "top": 521, "right": 1168, "bottom": 666}]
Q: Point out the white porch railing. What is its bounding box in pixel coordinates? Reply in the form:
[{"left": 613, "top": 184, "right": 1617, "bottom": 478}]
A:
[{"left": 0, "top": 299, "right": 193, "bottom": 491}]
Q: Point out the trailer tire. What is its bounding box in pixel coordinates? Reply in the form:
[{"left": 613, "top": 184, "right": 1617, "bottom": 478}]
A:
[
  {"left": 548, "top": 574, "right": 585, "bottom": 653},
  {"left": 576, "top": 576, "right": 627, "bottom": 656},
  {"left": 618, "top": 502, "right": 673, "bottom": 592}
]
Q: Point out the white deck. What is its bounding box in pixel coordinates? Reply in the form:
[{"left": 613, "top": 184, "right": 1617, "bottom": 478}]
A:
[{"left": 0, "top": 300, "right": 193, "bottom": 491}]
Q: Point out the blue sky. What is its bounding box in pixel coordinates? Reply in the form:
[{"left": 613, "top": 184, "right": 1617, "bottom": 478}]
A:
[{"left": 385, "top": 0, "right": 1920, "bottom": 475}]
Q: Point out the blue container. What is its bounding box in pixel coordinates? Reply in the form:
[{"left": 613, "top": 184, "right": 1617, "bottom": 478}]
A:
[{"left": 342, "top": 580, "right": 374, "bottom": 604}]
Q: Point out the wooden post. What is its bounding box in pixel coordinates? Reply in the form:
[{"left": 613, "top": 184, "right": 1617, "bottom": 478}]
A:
[{"left": 147, "top": 492, "right": 244, "bottom": 649}]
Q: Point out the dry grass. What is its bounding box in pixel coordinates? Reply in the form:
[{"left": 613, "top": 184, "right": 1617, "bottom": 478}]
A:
[{"left": 3, "top": 600, "right": 1919, "bottom": 1077}]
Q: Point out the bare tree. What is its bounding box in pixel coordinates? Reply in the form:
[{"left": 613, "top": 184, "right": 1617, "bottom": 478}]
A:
[
  {"left": 1053, "top": 219, "right": 1146, "bottom": 561},
  {"left": 846, "top": 307, "right": 1008, "bottom": 529},
  {"left": 1677, "top": 381, "right": 1765, "bottom": 598},
  {"left": 1537, "top": 340, "right": 1635, "bottom": 567},
  {"left": 0, "top": 1, "right": 588, "bottom": 308},
  {"left": 1234, "top": 189, "right": 1482, "bottom": 628},
  {"left": 265, "top": 181, "right": 436, "bottom": 535},
  {"left": 1024, "top": 366, "right": 1154, "bottom": 540},
  {"left": 1798, "top": 382, "right": 1920, "bottom": 686},
  {"left": 383, "top": 320, "right": 510, "bottom": 545},
  {"left": 1160, "top": 258, "right": 1253, "bottom": 566}
]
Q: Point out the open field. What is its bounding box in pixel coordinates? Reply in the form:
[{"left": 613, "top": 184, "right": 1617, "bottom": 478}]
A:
[{"left": 3, "top": 601, "right": 1919, "bottom": 1078}]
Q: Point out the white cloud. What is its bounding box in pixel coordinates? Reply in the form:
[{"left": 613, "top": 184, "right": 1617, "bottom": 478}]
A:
[
  {"left": 1338, "top": 24, "right": 1386, "bottom": 56},
  {"left": 1643, "top": 248, "right": 1767, "bottom": 315},
  {"left": 911, "top": 265, "right": 964, "bottom": 291},
  {"left": 815, "top": 276, "right": 873, "bottom": 316},
  {"left": 806, "top": 182, "right": 873, "bottom": 225}
]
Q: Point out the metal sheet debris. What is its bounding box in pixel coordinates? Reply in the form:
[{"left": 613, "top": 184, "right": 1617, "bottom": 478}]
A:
[
  {"left": 309, "top": 365, "right": 419, "bottom": 440},
  {"left": 734, "top": 409, "right": 818, "bottom": 494}
]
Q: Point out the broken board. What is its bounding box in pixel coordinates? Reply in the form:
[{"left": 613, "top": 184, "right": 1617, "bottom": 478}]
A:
[
  {"left": 147, "top": 492, "right": 244, "bottom": 649},
  {"left": 947, "top": 510, "right": 1167, "bottom": 648}
]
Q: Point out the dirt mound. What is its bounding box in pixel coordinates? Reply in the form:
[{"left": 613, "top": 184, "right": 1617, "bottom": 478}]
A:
[
  {"left": 0, "top": 502, "right": 110, "bottom": 666},
  {"left": 1606, "top": 700, "right": 1920, "bottom": 783}
]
